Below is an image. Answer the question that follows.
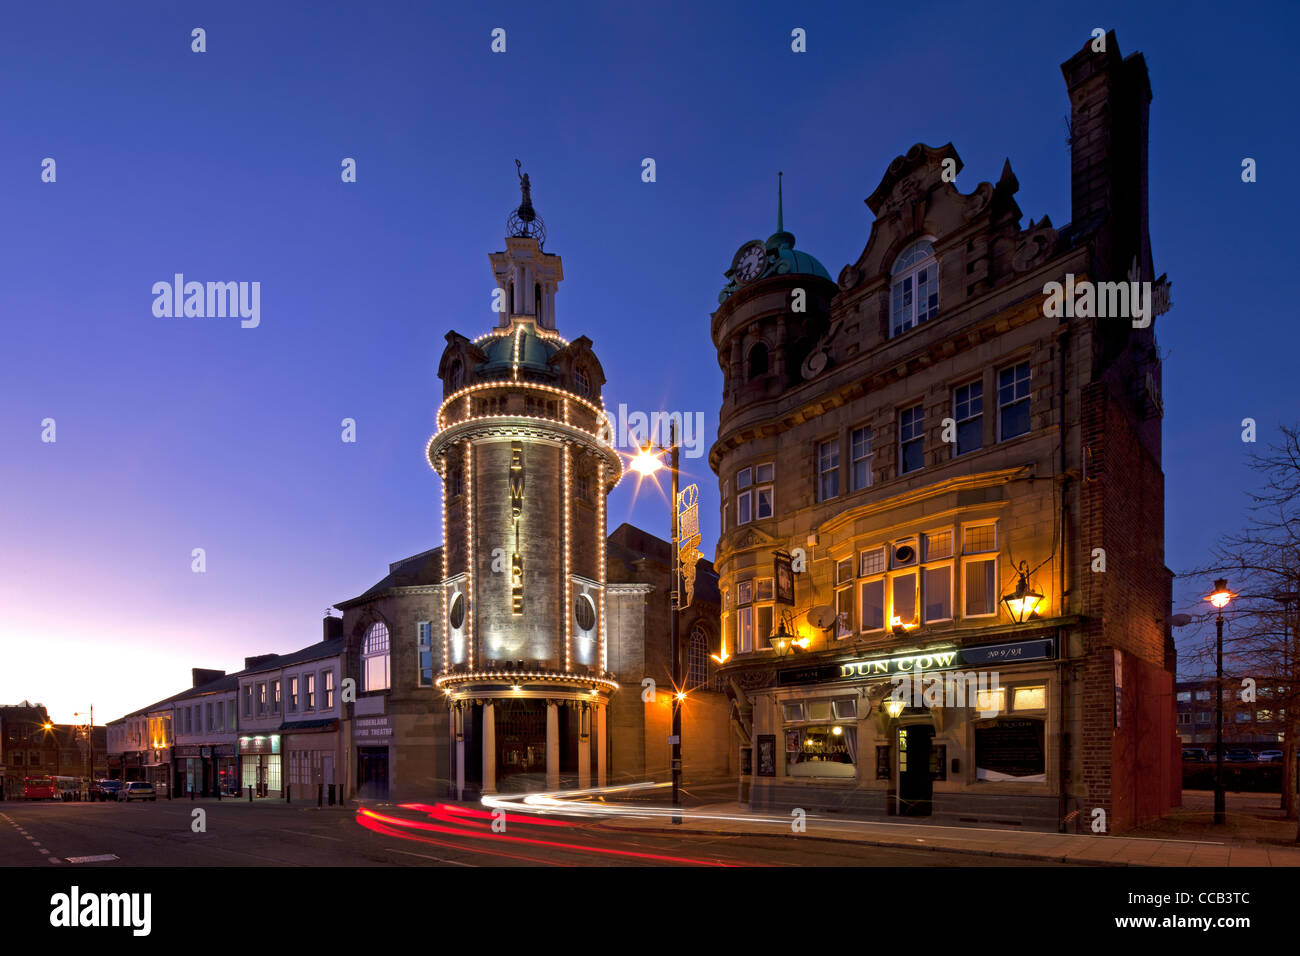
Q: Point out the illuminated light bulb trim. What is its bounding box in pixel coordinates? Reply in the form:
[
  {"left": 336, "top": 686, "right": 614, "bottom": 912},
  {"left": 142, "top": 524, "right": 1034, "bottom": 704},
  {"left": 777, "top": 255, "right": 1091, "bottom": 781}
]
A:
[
  {"left": 563, "top": 444, "right": 572, "bottom": 672},
  {"left": 433, "top": 671, "right": 620, "bottom": 692},
  {"left": 437, "top": 382, "right": 604, "bottom": 432},
  {"left": 465, "top": 442, "right": 475, "bottom": 665}
]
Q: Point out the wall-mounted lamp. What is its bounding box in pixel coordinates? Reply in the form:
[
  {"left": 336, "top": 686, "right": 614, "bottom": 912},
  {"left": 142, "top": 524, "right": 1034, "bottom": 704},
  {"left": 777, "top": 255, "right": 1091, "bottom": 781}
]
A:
[{"left": 1002, "top": 561, "right": 1044, "bottom": 623}]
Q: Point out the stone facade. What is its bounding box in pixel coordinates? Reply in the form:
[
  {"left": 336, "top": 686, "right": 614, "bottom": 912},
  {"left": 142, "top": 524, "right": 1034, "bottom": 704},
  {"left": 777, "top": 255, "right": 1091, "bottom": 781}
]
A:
[{"left": 710, "top": 32, "right": 1175, "bottom": 833}]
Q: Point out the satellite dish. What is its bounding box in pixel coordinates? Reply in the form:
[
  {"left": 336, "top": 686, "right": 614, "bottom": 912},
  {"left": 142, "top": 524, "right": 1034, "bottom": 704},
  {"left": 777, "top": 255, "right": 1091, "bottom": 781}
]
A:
[
  {"left": 1170, "top": 614, "right": 1193, "bottom": 628},
  {"left": 808, "top": 605, "right": 838, "bottom": 629}
]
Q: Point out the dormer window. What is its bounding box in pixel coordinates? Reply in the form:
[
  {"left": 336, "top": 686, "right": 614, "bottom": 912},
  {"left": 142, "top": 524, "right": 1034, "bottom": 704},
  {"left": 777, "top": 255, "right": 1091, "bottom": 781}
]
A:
[
  {"left": 448, "top": 359, "right": 463, "bottom": 391},
  {"left": 890, "top": 239, "right": 939, "bottom": 337},
  {"left": 573, "top": 367, "right": 590, "bottom": 397},
  {"left": 747, "top": 343, "right": 769, "bottom": 380}
]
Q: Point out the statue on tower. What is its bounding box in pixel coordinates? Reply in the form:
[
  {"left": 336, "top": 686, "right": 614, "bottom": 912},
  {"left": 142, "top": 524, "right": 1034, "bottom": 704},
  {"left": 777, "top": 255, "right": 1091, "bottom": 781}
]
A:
[{"left": 507, "top": 159, "right": 546, "bottom": 247}]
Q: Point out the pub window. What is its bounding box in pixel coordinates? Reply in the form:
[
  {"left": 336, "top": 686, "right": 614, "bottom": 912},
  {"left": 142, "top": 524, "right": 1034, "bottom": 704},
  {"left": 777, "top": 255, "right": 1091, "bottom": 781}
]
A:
[
  {"left": 835, "top": 558, "right": 854, "bottom": 638},
  {"left": 899, "top": 404, "right": 924, "bottom": 474},
  {"left": 755, "top": 463, "right": 774, "bottom": 519},
  {"left": 786, "top": 724, "right": 856, "bottom": 777},
  {"left": 851, "top": 425, "right": 873, "bottom": 491},
  {"left": 953, "top": 380, "right": 983, "bottom": 456},
  {"left": 736, "top": 467, "right": 752, "bottom": 525},
  {"left": 974, "top": 717, "right": 1046, "bottom": 782},
  {"left": 754, "top": 578, "right": 774, "bottom": 649},
  {"left": 737, "top": 583, "right": 754, "bottom": 655},
  {"left": 922, "top": 529, "right": 954, "bottom": 623},
  {"left": 890, "top": 239, "right": 939, "bottom": 337},
  {"left": 782, "top": 702, "right": 805, "bottom": 722},
  {"left": 962, "top": 522, "right": 998, "bottom": 618},
  {"left": 998, "top": 361, "right": 1031, "bottom": 441},
  {"left": 817, "top": 439, "right": 840, "bottom": 501},
  {"left": 976, "top": 686, "right": 1006, "bottom": 715},
  {"left": 833, "top": 698, "right": 858, "bottom": 720},
  {"left": 1012, "top": 685, "right": 1046, "bottom": 711}
]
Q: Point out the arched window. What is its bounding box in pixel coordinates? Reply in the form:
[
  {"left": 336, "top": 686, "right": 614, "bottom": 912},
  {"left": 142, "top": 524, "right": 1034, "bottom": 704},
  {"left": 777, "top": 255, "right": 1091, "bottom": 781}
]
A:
[
  {"left": 687, "top": 625, "right": 709, "bottom": 688},
  {"left": 573, "top": 366, "right": 590, "bottom": 397},
  {"left": 890, "top": 239, "right": 939, "bottom": 337},
  {"left": 362, "top": 622, "right": 390, "bottom": 692},
  {"left": 747, "top": 343, "right": 769, "bottom": 380}
]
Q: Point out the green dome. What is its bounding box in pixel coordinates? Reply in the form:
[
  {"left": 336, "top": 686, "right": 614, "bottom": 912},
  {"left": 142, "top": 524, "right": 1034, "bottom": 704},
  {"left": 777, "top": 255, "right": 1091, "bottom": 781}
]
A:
[
  {"left": 477, "top": 322, "right": 562, "bottom": 376},
  {"left": 764, "top": 228, "right": 831, "bottom": 281}
]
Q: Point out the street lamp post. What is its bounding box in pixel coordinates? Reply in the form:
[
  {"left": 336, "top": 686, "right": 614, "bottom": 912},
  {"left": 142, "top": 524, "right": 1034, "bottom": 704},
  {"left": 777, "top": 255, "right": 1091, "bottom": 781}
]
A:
[
  {"left": 669, "top": 425, "right": 682, "bottom": 825},
  {"left": 1206, "top": 579, "right": 1235, "bottom": 825},
  {"left": 628, "top": 422, "right": 685, "bottom": 825}
]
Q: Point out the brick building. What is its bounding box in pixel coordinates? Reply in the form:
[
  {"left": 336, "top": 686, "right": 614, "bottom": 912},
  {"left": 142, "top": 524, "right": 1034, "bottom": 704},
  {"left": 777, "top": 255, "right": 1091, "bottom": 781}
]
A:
[
  {"left": 710, "top": 32, "right": 1177, "bottom": 833},
  {"left": 1176, "top": 679, "right": 1283, "bottom": 750}
]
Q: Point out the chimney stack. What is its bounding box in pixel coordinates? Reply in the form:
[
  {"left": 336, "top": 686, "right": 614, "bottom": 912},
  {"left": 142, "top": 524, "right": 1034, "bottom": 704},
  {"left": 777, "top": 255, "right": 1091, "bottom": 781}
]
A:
[
  {"left": 324, "top": 615, "right": 343, "bottom": 642},
  {"left": 1061, "top": 30, "right": 1152, "bottom": 282},
  {"left": 191, "top": 668, "right": 225, "bottom": 688}
]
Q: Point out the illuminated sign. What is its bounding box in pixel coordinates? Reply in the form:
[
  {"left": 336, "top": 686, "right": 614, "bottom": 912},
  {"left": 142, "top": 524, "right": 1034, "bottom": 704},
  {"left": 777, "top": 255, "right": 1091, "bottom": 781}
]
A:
[{"left": 777, "top": 638, "right": 1055, "bottom": 687}]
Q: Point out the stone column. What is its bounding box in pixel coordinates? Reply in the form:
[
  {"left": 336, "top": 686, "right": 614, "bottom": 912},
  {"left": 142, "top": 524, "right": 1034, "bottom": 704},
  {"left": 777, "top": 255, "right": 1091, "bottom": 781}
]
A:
[
  {"left": 546, "top": 700, "right": 560, "bottom": 791},
  {"left": 596, "top": 703, "right": 607, "bottom": 787},
  {"left": 482, "top": 700, "right": 496, "bottom": 795},
  {"left": 578, "top": 703, "right": 591, "bottom": 790},
  {"left": 453, "top": 705, "right": 465, "bottom": 800}
]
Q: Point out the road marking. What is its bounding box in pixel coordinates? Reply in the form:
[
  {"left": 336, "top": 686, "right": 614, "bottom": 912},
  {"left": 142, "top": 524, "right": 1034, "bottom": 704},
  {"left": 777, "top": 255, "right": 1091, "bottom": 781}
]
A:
[
  {"left": 48, "top": 857, "right": 61, "bottom": 863},
  {"left": 279, "top": 829, "right": 344, "bottom": 841},
  {"left": 38, "top": 849, "right": 49, "bottom": 854},
  {"left": 65, "top": 854, "right": 120, "bottom": 863},
  {"left": 386, "top": 848, "right": 476, "bottom": 867}
]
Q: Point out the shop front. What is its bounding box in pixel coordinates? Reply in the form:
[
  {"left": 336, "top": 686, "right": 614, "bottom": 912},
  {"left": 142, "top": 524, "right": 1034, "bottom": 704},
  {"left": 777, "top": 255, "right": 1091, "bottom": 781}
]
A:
[
  {"left": 237, "top": 733, "right": 281, "bottom": 797},
  {"left": 283, "top": 719, "right": 340, "bottom": 803},
  {"left": 354, "top": 716, "right": 392, "bottom": 800},
  {"left": 745, "top": 632, "right": 1063, "bottom": 830}
]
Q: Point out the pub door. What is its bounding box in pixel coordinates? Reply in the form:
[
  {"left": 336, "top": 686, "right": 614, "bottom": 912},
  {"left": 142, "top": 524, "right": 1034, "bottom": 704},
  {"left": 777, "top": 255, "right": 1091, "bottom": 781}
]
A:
[{"left": 897, "top": 724, "right": 934, "bottom": 817}]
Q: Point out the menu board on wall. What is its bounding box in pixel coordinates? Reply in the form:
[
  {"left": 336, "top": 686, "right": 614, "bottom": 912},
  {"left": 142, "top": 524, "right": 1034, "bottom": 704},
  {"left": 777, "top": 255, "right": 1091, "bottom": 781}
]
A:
[{"left": 757, "top": 735, "right": 776, "bottom": 777}]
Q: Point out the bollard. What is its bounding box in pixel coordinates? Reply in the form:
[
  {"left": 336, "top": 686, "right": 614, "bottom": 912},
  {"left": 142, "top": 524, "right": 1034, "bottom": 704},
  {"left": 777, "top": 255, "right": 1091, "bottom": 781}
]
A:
[
  {"left": 317, "top": 783, "right": 323, "bottom": 808},
  {"left": 248, "top": 785, "right": 253, "bottom": 803},
  {"left": 285, "top": 784, "right": 291, "bottom": 804},
  {"left": 191, "top": 789, "right": 195, "bottom": 801},
  {"left": 328, "top": 784, "right": 336, "bottom": 806}
]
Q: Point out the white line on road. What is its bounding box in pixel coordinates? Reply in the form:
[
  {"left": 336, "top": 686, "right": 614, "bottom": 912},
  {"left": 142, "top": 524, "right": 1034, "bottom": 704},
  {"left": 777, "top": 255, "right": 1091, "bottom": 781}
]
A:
[
  {"left": 279, "top": 829, "right": 344, "bottom": 841},
  {"left": 386, "top": 848, "right": 476, "bottom": 867},
  {"left": 65, "top": 854, "right": 120, "bottom": 863}
]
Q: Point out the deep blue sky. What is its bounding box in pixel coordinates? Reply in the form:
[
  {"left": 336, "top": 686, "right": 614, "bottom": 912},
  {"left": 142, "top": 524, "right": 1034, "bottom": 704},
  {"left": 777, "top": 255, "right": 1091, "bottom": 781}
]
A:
[{"left": 1, "top": 1, "right": 1294, "bottom": 720}]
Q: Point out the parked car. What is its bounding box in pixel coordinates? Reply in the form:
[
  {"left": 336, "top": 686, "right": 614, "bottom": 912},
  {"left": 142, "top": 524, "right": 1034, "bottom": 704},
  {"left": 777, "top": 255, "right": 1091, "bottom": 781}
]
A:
[
  {"left": 1182, "top": 748, "right": 1208, "bottom": 762},
  {"left": 119, "top": 781, "right": 156, "bottom": 802},
  {"left": 91, "top": 779, "right": 123, "bottom": 801},
  {"left": 1224, "top": 748, "right": 1255, "bottom": 762},
  {"left": 1257, "top": 749, "right": 1284, "bottom": 763}
]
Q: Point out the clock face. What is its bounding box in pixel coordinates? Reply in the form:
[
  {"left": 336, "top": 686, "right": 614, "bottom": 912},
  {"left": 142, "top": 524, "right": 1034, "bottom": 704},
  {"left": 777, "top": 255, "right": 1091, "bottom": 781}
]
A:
[{"left": 733, "top": 241, "right": 767, "bottom": 283}]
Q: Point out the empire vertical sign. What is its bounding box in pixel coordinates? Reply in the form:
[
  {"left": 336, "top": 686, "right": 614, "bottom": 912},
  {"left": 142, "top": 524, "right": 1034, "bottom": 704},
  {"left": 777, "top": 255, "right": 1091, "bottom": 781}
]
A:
[{"left": 677, "top": 484, "right": 700, "bottom": 606}]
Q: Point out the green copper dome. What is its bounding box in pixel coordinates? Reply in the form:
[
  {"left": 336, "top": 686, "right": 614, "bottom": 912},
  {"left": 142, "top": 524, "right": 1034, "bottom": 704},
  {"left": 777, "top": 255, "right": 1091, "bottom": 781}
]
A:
[{"left": 477, "top": 322, "right": 562, "bottom": 376}]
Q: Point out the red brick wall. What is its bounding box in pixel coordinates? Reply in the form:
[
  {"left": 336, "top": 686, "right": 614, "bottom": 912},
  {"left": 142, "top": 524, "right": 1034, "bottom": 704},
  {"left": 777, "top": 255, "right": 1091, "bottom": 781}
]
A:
[{"left": 1078, "top": 382, "right": 1174, "bottom": 831}]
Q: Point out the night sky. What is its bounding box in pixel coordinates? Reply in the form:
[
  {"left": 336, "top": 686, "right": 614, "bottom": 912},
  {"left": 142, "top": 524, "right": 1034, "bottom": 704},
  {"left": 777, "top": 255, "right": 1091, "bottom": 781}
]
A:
[{"left": 1, "top": 1, "right": 1294, "bottom": 721}]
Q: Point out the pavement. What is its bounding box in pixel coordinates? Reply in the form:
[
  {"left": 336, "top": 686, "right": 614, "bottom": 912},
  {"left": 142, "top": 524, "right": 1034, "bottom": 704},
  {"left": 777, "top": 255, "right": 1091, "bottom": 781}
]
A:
[{"left": 586, "top": 788, "right": 1300, "bottom": 866}]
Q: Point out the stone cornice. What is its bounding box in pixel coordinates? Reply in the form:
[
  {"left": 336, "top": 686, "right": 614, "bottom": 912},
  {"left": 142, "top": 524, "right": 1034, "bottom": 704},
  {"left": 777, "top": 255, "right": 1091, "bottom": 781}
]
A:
[{"left": 818, "top": 466, "right": 1031, "bottom": 536}]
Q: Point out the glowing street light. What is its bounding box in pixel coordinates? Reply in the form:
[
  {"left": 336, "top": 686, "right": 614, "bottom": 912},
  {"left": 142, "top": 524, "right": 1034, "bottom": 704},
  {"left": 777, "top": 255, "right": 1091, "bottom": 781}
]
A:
[
  {"left": 1204, "top": 577, "right": 1235, "bottom": 825},
  {"left": 629, "top": 444, "right": 665, "bottom": 477}
]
